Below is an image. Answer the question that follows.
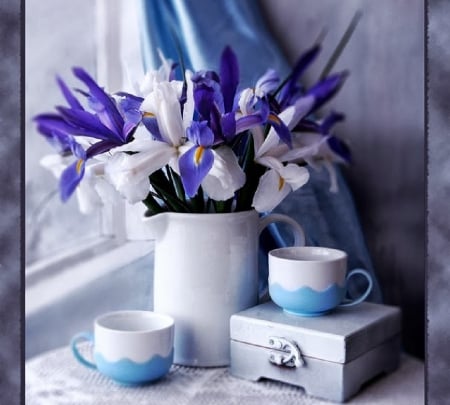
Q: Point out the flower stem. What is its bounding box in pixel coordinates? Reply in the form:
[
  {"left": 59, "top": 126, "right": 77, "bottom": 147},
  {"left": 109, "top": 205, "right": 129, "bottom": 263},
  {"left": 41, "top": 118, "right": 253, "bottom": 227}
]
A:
[
  {"left": 319, "top": 10, "right": 362, "bottom": 80},
  {"left": 213, "top": 198, "right": 233, "bottom": 213},
  {"left": 189, "top": 185, "right": 205, "bottom": 213},
  {"left": 235, "top": 135, "right": 265, "bottom": 211},
  {"left": 167, "top": 166, "right": 186, "bottom": 203},
  {"left": 150, "top": 169, "right": 191, "bottom": 212}
]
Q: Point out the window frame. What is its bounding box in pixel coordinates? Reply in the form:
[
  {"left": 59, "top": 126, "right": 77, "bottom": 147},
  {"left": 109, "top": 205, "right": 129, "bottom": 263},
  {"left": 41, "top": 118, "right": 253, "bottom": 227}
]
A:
[{"left": 25, "top": 0, "right": 152, "bottom": 314}]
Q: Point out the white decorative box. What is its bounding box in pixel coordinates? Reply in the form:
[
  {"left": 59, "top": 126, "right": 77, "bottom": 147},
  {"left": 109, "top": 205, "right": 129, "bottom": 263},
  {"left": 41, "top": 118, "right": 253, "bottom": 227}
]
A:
[{"left": 230, "top": 301, "right": 401, "bottom": 403}]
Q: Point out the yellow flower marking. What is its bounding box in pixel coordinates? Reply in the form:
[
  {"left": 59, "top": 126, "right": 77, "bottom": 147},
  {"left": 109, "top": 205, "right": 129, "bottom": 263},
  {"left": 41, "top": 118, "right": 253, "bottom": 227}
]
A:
[
  {"left": 143, "top": 111, "right": 156, "bottom": 118},
  {"left": 194, "top": 146, "right": 205, "bottom": 165},
  {"left": 76, "top": 159, "right": 84, "bottom": 174},
  {"left": 269, "top": 113, "right": 281, "bottom": 126},
  {"left": 278, "top": 176, "right": 285, "bottom": 191}
]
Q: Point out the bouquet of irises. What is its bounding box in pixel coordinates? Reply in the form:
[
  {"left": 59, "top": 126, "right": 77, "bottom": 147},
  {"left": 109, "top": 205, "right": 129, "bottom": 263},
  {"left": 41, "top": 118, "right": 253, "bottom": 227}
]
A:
[{"left": 34, "top": 44, "right": 350, "bottom": 215}]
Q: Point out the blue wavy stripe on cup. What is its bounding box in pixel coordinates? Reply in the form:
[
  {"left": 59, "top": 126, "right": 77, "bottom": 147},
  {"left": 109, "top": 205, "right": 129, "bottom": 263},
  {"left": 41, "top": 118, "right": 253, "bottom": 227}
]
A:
[
  {"left": 94, "top": 348, "right": 174, "bottom": 385},
  {"left": 269, "top": 283, "right": 346, "bottom": 316}
]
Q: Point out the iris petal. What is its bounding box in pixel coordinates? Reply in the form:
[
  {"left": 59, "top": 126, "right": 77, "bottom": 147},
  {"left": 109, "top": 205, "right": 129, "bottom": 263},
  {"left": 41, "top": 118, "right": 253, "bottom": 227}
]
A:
[
  {"left": 142, "top": 115, "right": 163, "bottom": 141},
  {"left": 56, "top": 76, "right": 84, "bottom": 110},
  {"left": 307, "top": 72, "right": 349, "bottom": 114},
  {"left": 235, "top": 113, "right": 264, "bottom": 134},
  {"left": 255, "top": 69, "right": 280, "bottom": 95},
  {"left": 116, "top": 93, "right": 144, "bottom": 126},
  {"left": 321, "top": 111, "right": 345, "bottom": 133},
  {"left": 106, "top": 142, "right": 176, "bottom": 203},
  {"left": 268, "top": 113, "right": 292, "bottom": 148},
  {"left": 221, "top": 112, "right": 236, "bottom": 141},
  {"left": 252, "top": 169, "right": 290, "bottom": 213},
  {"left": 186, "top": 121, "right": 214, "bottom": 147},
  {"left": 194, "top": 84, "right": 215, "bottom": 120},
  {"left": 279, "top": 44, "right": 321, "bottom": 108},
  {"left": 327, "top": 136, "right": 352, "bottom": 163},
  {"left": 72, "top": 67, "right": 125, "bottom": 139},
  {"left": 220, "top": 46, "right": 239, "bottom": 113},
  {"left": 202, "top": 146, "right": 245, "bottom": 200},
  {"left": 56, "top": 106, "right": 119, "bottom": 141},
  {"left": 35, "top": 122, "right": 73, "bottom": 154},
  {"left": 86, "top": 140, "right": 120, "bottom": 159},
  {"left": 179, "top": 145, "right": 214, "bottom": 197},
  {"left": 60, "top": 159, "right": 85, "bottom": 202}
]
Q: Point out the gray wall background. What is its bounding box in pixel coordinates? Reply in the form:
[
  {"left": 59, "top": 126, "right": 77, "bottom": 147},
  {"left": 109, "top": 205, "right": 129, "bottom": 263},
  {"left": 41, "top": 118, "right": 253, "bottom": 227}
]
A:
[{"left": 260, "top": 0, "right": 425, "bottom": 358}]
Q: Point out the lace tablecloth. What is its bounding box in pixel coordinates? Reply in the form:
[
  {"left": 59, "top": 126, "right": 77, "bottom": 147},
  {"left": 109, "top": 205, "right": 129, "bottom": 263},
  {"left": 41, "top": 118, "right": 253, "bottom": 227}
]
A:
[{"left": 26, "top": 346, "right": 424, "bottom": 405}]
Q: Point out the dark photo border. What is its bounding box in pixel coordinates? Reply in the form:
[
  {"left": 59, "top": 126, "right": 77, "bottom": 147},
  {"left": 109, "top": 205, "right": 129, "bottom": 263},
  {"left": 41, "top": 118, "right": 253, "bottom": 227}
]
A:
[
  {"left": 0, "top": 0, "right": 21, "bottom": 403},
  {"left": 427, "top": 0, "right": 450, "bottom": 403}
]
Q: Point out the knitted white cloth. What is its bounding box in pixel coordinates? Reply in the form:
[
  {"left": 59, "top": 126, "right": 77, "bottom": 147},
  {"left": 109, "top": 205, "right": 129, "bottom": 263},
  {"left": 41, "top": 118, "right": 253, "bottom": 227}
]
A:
[{"left": 26, "top": 345, "right": 424, "bottom": 405}]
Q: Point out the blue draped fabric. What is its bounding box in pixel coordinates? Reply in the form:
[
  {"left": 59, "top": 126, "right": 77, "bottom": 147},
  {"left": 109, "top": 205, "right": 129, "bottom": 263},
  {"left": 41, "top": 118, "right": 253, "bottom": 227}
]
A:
[
  {"left": 139, "top": 0, "right": 290, "bottom": 86},
  {"left": 138, "top": 0, "right": 382, "bottom": 303}
]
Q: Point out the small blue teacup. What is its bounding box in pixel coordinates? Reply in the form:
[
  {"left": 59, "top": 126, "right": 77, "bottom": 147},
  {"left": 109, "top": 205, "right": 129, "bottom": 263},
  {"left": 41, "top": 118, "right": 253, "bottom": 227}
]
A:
[
  {"left": 71, "top": 310, "right": 174, "bottom": 385},
  {"left": 269, "top": 247, "right": 373, "bottom": 317}
]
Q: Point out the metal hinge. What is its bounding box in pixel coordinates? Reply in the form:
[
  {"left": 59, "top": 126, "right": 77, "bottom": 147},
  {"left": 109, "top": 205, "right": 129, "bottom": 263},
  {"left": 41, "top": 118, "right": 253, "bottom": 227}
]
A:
[{"left": 268, "top": 336, "right": 305, "bottom": 368}]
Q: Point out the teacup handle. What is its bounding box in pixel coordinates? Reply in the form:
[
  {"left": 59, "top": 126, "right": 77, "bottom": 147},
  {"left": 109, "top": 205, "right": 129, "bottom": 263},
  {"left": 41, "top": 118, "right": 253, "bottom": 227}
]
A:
[
  {"left": 71, "top": 332, "right": 97, "bottom": 370},
  {"left": 339, "top": 269, "right": 373, "bottom": 307},
  {"left": 258, "top": 213, "right": 305, "bottom": 247}
]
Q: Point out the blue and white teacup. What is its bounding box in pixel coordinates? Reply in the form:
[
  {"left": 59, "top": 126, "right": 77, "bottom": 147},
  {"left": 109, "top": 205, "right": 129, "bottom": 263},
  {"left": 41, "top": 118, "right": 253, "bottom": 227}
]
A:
[
  {"left": 71, "top": 310, "right": 174, "bottom": 385},
  {"left": 269, "top": 247, "right": 373, "bottom": 317}
]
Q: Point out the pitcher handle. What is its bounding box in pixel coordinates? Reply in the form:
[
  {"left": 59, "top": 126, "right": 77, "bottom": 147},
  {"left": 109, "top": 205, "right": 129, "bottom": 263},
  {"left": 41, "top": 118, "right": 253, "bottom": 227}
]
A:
[{"left": 258, "top": 213, "right": 306, "bottom": 247}]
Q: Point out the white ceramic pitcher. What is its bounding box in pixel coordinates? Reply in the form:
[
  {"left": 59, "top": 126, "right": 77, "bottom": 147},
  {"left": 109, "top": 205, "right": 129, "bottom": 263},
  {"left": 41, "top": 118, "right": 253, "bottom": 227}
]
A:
[{"left": 144, "top": 209, "right": 305, "bottom": 366}]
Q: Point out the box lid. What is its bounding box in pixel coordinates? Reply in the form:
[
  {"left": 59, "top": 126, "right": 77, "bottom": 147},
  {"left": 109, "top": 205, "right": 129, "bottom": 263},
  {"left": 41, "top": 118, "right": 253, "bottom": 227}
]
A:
[{"left": 230, "top": 301, "right": 401, "bottom": 364}]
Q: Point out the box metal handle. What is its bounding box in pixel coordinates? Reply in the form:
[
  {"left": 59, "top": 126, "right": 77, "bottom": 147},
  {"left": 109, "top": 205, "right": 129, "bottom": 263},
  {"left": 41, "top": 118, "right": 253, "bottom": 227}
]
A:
[{"left": 268, "top": 336, "right": 304, "bottom": 368}]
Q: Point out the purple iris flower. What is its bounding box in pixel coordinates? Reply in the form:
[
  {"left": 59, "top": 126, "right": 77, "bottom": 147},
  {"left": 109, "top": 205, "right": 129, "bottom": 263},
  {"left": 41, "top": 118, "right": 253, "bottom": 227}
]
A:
[
  {"left": 115, "top": 91, "right": 166, "bottom": 142},
  {"left": 36, "top": 68, "right": 139, "bottom": 155},
  {"left": 114, "top": 91, "right": 144, "bottom": 126},
  {"left": 192, "top": 69, "right": 227, "bottom": 143},
  {"left": 278, "top": 44, "right": 321, "bottom": 110},
  {"left": 220, "top": 46, "right": 239, "bottom": 115},
  {"left": 256, "top": 69, "right": 280, "bottom": 95},
  {"left": 305, "top": 72, "right": 349, "bottom": 116},
  {"left": 178, "top": 121, "right": 215, "bottom": 197},
  {"left": 192, "top": 46, "right": 250, "bottom": 144},
  {"left": 241, "top": 69, "right": 292, "bottom": 148},
  {"left": 35, "top": 120, "right": 74, "bottom": 155},
  {"left": 295, "top": 111, "right": 351, "bottom": 163},
  {"left": 34, "top": 67, "right": 140, "bottom": 201},
  {"left": 59, "top": 137, "right": 87, "bottom": 202},
  {"left": 320, "top": 111, "right": 351, "bottom": 163},
  {"left": 276, "top": 44, "right": 348, "bottom": 120},
  {"left": 192, "top": 46, "right": 266, "bottom": 144}
]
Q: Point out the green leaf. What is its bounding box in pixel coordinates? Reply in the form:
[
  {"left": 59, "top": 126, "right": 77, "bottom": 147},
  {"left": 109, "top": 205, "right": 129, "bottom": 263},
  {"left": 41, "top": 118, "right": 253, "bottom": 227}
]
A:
[
  {"left": 152, "top": 182, "right": 192, "bottom": 213},
  {"left": 319, "top": 10, "right": 362, "bottom": 80},
  {"left": 235, "top": 136, "right": 266, "bottom": 212},
  {"left": 149, "top": 169, "right": 192, "bottom": 213},
  {"left": 213, "top": 198, "right": 233, "bottom": 213},
  {"left": 142, "top": 192, "right": 165, "bottom": 216},
  {"left": 189, "top": 185, "right": 206, "bottom": 213},
  {"left": 167, "top": 167, "right": 186, "bottom": 203}
]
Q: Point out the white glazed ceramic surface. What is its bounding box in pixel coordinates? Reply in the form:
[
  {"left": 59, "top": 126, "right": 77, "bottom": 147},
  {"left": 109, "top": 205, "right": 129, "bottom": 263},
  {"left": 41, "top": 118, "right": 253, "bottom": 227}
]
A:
[
  {"left": 144, "top": 210, "right": 305, "bottom": 366},
  {"left": 269, "top": 247, "right": 347, "bottom": 291},
  {"left": 94, "top": 311, "right": 174, "bottom": 363}
]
